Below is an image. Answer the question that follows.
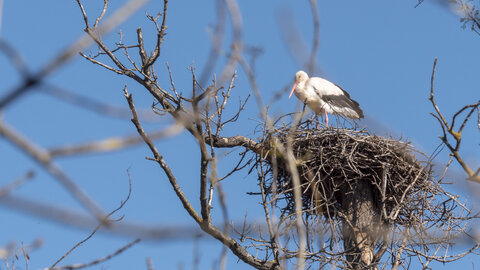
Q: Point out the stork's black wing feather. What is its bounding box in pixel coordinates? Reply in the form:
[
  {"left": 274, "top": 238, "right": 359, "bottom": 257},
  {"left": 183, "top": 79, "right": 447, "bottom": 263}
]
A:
[{"left": 323, "top": 84, "right": 364, "bottom": 118}]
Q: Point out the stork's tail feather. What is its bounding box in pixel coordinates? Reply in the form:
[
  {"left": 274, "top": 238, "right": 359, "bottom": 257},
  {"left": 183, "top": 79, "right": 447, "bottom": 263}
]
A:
[{"left": 350, "top": 100, "right": 364, "bottom": 119}]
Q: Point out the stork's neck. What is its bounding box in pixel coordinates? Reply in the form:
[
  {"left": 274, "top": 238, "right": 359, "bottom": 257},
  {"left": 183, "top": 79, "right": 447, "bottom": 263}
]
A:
[
  {"left": 296, "top": 80, "right": 307, "bottom": 93},
  {"left": 294, "top": 80, "right": 310, "bottom": 102}
]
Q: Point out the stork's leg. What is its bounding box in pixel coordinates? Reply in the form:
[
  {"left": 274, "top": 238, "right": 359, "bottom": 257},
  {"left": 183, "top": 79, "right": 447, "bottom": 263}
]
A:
[
  {"left": 315, "top": 114, "right": 320, "bottom": 129},
  {"left": 325, "top": 111, "right": 329, "bottom": 127}
]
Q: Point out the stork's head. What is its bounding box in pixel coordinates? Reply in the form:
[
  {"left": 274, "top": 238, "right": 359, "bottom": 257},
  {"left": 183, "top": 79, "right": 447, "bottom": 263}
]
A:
[{"left": 289, "top": 70, "right": 309, "bottom": 98}]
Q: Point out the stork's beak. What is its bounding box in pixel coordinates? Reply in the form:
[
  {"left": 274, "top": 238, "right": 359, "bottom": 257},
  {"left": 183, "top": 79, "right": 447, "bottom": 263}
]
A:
[{"left": 289, "top": 82, "right": 297, "bottom": 98}]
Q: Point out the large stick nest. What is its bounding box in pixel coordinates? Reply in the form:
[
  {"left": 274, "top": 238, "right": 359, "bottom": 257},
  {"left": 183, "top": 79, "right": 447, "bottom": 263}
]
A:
[{"left": 260, "top": 125, "right": 435, "bottom": 225}]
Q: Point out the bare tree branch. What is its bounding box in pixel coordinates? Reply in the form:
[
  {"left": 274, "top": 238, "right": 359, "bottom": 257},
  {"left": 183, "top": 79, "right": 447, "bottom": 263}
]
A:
[
  {"left": 429, "top": 58, "right": 480, "bottom": 183},
  {"left": 48, "top": 124, "right": 183, "bottom": 157},
  {"left": 199, "top": 0, "right": 227, "bottom": 85},
  {"left": 0, "top": 119, "right": 106, "bottom": 220},
  {"left": 123, "top": 87, "right": 281, "bottom": 269},
  {"left": 53, "top": 238, "right": 140, "bottom": 270},
  {"left": 0, "top": 0, "right": 149, "bottom": 109},
  {"left": 40, "top": 84, "right": 157, "bottom": 120},
  {"left": 0, "top": 193, "right": 203, "bottom": 240},
  {"left": 307, "top": 0, "right": 320, "bottom": 75},
  {"left": 50, "top": 177, "right": 134, "bottom": 269},
  {"left": 124, "top": 88, "right": 202, "bottom": 224},
  {"left": 0, "top": 171, "right": 34, "bottom": 198},
  {"left": 0, "top": 39, "right": 29, "bottom": 77}
]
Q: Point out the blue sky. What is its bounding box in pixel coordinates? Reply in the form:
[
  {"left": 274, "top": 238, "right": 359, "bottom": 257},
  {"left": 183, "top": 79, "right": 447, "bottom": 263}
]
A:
[{"left": 1, "top": 0, "right": 479, "bottom": 269}]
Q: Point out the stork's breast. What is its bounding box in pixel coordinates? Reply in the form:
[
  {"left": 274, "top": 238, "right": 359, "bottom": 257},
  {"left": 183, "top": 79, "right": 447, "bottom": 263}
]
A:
[{"left": 306, "top": 99, "right": 325, "bottom": 115}]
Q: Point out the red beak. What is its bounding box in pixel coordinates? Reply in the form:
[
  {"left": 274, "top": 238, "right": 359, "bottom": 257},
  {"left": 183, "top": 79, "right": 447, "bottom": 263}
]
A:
[{"left": 289, "top": 82, "right": 298, "bottom": 98}]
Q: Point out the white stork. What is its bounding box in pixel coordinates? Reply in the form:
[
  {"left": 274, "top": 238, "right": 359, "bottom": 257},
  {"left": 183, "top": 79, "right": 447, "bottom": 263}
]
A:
[{"left": 289, "top": 70, "right": 364, "bottom": 127}]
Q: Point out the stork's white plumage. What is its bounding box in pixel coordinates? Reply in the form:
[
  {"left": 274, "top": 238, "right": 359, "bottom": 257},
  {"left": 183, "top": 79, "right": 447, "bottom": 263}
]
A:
[{"left": 289, "top": 70, "right": 364, "bottom": 126}]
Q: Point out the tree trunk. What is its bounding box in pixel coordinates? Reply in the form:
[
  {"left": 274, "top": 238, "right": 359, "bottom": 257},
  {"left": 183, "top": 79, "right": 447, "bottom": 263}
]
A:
[{"left": 341, "top": 179, "right": 375, "bottom": 269}]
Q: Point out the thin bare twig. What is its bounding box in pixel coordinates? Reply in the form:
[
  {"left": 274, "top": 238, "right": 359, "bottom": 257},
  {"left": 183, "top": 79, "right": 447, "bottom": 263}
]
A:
[
  {"left": 307, "top": 0, "right": 320, "bottom": 74},
  {"left": 92, "top": 0, "right": 109, "bottom": 29},
  {"left": 50, "top": 176, "right": 134, "bottom": 269},
  {"left": 429, "top": 58, "right": 480, "bottom": 183},
  {"left": 199, "top": 0, "right": 227, "bottom": 85},
  {"left": 217, "top": 0, "right": 243, "bottom": 85},
  {"left": 53, "top": 239, "right": 140, "bottom": 270},
  {"left": 0, "top": 171, "right": 34, "bottom": 198},
  {"left": 143, "top": 0, "right": 169, "bottom": 72}
]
